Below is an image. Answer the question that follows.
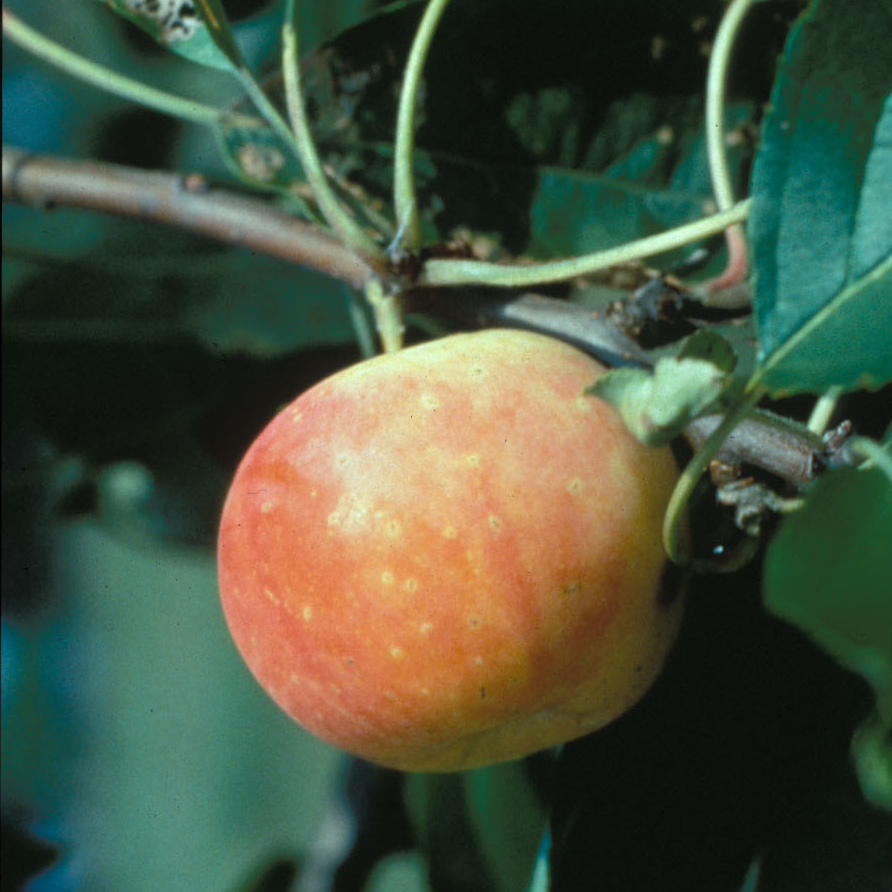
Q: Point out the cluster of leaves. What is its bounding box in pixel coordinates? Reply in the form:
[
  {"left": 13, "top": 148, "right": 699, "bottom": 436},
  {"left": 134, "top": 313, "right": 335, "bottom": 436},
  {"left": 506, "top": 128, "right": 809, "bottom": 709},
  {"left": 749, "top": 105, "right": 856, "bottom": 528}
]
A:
[{"left": 2, "top": 0, "right": 891, "bottom": 890}]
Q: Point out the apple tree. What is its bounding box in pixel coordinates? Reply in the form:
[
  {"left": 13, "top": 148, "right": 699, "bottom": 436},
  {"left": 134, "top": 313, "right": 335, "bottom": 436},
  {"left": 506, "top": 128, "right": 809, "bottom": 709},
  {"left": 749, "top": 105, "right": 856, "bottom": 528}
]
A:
[{"left": 2, "top": 0, "right": 890, "bottom": 890}]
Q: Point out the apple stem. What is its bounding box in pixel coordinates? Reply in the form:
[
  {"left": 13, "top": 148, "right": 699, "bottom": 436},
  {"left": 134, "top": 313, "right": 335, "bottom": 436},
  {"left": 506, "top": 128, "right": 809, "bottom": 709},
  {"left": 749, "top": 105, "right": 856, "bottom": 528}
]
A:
[{"left": 366, "top": 279, "right": 405, "bottom": 353}]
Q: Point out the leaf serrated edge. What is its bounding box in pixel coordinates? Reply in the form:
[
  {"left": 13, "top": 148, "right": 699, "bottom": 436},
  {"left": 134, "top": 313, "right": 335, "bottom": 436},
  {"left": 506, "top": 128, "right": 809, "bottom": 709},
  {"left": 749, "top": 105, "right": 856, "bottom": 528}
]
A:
[{"left": 754, "top": 252, "right": 892, "bottom": 393}]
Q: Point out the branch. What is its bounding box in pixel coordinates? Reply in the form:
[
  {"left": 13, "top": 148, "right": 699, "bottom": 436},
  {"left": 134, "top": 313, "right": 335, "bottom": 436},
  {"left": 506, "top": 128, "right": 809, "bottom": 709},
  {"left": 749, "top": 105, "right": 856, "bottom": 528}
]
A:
[
  {"left": 2, "top": 146, "right": 375, "bottom": 288},
  {"left": 1, "top": 146, "right": 838, "bottom": 493}
]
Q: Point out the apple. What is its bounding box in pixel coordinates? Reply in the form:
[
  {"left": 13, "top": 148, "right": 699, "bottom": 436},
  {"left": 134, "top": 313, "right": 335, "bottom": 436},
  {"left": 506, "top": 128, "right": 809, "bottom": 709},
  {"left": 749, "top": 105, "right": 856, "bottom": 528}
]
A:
[{"left": 217, "top": 329, "right": 683, "bottom": 771}]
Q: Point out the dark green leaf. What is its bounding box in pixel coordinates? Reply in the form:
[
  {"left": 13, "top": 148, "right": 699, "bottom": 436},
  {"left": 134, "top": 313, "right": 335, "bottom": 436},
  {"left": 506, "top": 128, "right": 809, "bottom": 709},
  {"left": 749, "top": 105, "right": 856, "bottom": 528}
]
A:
[
  {"left": 550, "top": 567, "right": 892, "bottom": 891},
  {"left": 749, "top": 0, "right": 892, "bottom": 394},
  {"left": 290, "top": 0, "right": 784, "bottom": 255},
  {"left": 404, "top": 772, "right": 497, "bottom": 892},
  {"left": 852, "top": 714, "right": 892, "bottom": 812},
  {"left": 463, "top": 760, "right": 550, "bottom": 892},
  {"left": 404, "top": 757, "right": 550, "bottom": 892},
  {"left": 100, "top": 0, "right": 243, "bottom": 71},
  {"left": 764, "top": 463, "right": 892, "bottom": 722}
]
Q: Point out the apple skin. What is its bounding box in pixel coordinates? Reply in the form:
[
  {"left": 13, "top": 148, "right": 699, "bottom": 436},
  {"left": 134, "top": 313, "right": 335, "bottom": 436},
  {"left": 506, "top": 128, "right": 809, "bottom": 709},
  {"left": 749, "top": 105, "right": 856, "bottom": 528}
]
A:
[{"left": 217, "top": 329, "right": 683, "bottom": 771}]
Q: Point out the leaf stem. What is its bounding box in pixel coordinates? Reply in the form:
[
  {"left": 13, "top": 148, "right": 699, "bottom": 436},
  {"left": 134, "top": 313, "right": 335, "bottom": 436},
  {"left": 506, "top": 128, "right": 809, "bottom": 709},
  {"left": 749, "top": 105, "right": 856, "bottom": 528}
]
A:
[
  {"left": 705, "top": 0, "right": 757, "bottom": 213},
  {"left": 696, "top": 0, "right": 759, "bottom": 298},
  {"left": 807, "top": 385, "right": 844, "bottom": 434},
  {"left": 2, "top": 8, "right": 225, "bottom": 127},
  {"left": 848, "top": 437, "right": 892, "bottom": 487},
  {"left": 420, "top": 199, "right": 751, "bottom": 288},
  {"left": 281, "top": 4, "right": 386, "bottom": 266},
  {"left": 393, "top": 0, "right": 453, "bottom": 252},
  {"left": 663, "top": 385, "right": 765, "bottom": 564}
]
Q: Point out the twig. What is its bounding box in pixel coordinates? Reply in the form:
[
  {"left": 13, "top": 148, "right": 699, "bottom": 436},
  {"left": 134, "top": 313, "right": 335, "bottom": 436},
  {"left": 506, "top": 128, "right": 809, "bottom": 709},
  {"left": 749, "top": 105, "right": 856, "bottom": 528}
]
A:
[
  {"left": 685, "top": 410, "right": 824, "bottom": 488},
  {"left": 2, "top": 146, "right": 374, "bottom": 287},
  {"left": 419, "top": 200, "right": 751, "bottom": 288},
  {"left": 0, "top": 146, "right": 841, "bottom": 495}
]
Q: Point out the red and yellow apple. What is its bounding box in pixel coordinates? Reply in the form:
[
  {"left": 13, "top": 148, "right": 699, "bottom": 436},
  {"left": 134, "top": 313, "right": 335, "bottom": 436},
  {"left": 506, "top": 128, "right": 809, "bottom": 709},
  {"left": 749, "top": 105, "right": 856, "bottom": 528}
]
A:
[{"left": 217, "top": 329, "right": 683, "bottom": 771}]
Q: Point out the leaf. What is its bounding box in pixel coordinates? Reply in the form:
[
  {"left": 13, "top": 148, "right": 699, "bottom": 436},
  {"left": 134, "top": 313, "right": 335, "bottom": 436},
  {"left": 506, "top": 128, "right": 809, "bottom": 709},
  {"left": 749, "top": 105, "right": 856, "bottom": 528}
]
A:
[
  {"left": 1, "top": 229, "right": 361, "bottom": 542},
  {"left": 214, "top": 115, "right": 310, "bottom": 205},
  {"left": 101, "top": 0, "right": 243, "bottom": 72},
  {"left": 589, "top": 331, "right": 738, "bottom": 445},
  {"left": 749, "top": 0, "right": 892, "bottom": 394},
  {"left": 287, "top": 0, "right": 784, "bottom": 254},
  {"left": 403, "top": 772, "right": 497, "bottom": 892},
  {"left": 526, "top": 101, "right": 757, "bottom": 266},
  {"left": 549, "top": 563, "right": 892, "bottom": 891},
  {"left": 404, "top": 757, "right": 550, "bottom": 892},
  {"left": 764, "top": 463, "right": 892, "bottom": 723},
  {"left": 764, "top": 460, "right": 892, "bottom": 811},
  {"left": 677, "top": 327, "right": 738, "bottom": 372},
  {"left": 463, "top": 760, "right": 551, "bottom": 892},
  {"left": 851, "top": 714, "right": 892, "bottom": 812}
]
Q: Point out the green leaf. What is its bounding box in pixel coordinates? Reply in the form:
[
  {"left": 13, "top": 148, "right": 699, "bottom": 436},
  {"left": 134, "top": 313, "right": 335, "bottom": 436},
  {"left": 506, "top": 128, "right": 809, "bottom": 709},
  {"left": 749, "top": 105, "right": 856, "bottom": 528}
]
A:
[
  {"left": 589, "top": 331, "right": 738, "bottom": 445},
  {"left": 404, "top": 757, "right": 550, "bottom": 892},
  {"left": 214, "top": 116, "right": 313, "bottom": 213},
  {"left": 286, "top": 0, "right": 779, "bottom": 255},
  {"left": 527, "top": 167, "right": 710, "bottom": 260},
  {"left": 851, "top": 714, "right": 892, "bottom": 811},
  {"left": 101, "top": 0, "right": 243, "bottom": 71},
  {"left": 749, "top": 0, "right": 892, "bottom": 394},
  {"left": 464, "top": 761, "right": 550, "bottom": 892},
  {"left": 549, "top": 560, "right": 892, "bottom": 891},
  {"left": 764, "top": 463, "right": 892, "bottom": 723},
  {"left": 764, "top": 458, "right": 892, "bottom": 812},
  {"left": 677, "top": 327, "right": 738, "bottom": 372},
  {"left": 404, "top": 772, "right": 497, "bottom": 892}
]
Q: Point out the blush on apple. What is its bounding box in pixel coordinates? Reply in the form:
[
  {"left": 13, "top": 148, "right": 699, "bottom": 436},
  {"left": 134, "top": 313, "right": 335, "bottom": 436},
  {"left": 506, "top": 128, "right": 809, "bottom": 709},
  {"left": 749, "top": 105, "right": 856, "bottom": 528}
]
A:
[{"left": 217, "top": 329, "right": 683, "bottom": 771}]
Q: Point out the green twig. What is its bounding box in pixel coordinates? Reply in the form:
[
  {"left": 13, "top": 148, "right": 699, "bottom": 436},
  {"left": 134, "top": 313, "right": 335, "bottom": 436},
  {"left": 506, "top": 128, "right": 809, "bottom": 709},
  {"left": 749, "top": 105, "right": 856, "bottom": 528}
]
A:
[
  {"left": 2, "top": 8, "right": 226, "bottom": 127},
  {"left": 695, "top": 0, "right": 759, "bottom": 299},
  {"left": 393, "top": 0, "right": 453, "bottom": 252},
  {"left": 848, "top": 437, "right": 892, "bottom": 487},
  {"left": 281, "top": 3, "right": 386, "bottom": 266},
  {"left": 420, "top": 199, "right": 751, "bottom": 288},
  {"left": 663, "top": 385, "right": 765, "bottom": 564},
  {"left": 705, "top": 0, "right": 758, "bottom": 212},
  {"left": 365, "top": 279, "right": 405, "bottom": 353}
]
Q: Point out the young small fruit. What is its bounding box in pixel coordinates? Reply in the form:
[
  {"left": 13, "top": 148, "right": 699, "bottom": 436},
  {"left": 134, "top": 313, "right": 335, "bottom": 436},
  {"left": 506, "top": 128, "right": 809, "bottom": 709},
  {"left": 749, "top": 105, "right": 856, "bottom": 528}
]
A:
[{"left": 217, "top": 329, "right": 683, "bottom": 771}]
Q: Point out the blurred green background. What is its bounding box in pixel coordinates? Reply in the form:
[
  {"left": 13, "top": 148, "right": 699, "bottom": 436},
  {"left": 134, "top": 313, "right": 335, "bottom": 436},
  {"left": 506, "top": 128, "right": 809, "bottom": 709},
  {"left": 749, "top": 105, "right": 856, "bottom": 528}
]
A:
[{"left": 1, "top": 2, "right": 391, "bottom": 889}]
